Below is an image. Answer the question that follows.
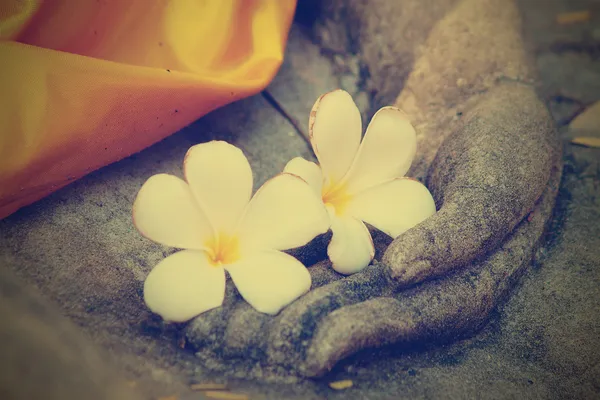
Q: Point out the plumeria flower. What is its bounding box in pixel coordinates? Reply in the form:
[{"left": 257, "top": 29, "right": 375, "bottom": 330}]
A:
[
  {"left": 133, "top": 141, "right": 329, "bottom": 322},
  {"left": 284, "top": 90, "right": 436, "bottom": 274}
]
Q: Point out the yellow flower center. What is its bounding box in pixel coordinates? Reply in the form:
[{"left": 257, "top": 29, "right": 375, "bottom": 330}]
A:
[
  {"left": 322, "top": 183, "right": 351, "bottom": 216},
  {"left": 204, "top": 233, "right": 241, "bottom": 266}
]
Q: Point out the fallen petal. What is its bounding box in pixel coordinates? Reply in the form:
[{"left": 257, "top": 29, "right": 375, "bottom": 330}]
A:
[
  {"left": 237, "top": 173, "right": 330, "bottom": 252},
  {"left": 328, "top": 216, "right": 375, "bottom": 275},
  {"left": 346, "top": 177, "right": 436, "bottom": 238},
  {"left": 190, "top": 383, "right": 228, "bottom": 391},
  {"left": 555, "top": 10, "right": 590, "bottom": 25},
  {"left": 329, "top": 380, "right": 353, "bottom": 390},
  {"left": 133, "top": 174, "right": 214, "bottom": 250},
  {"left": 569, "top": 101, "right": 600, "bottom": 133},
  {"left": 144, "top": 250, "right": 226, "bottom": 322},
  {"left": 225, "top": 250, "right": 312, "bottom": 314},
  {"left": 570, "top": 137, "right": 600, "bottom": 148},
  {"left": 343, "top": 107, "right": 417, "bottom": 194},
  {"left": 283, "top": 157, "right": 323, "bottom": 196},
  {"left": 309, "top": 90, "right": 362, "bottom": 187},
  {"left": 184, "top": 141, "right": 253, "bottom": 233},
  {"left": 204, "top": 391, "right": 248, "bottom": 400}
]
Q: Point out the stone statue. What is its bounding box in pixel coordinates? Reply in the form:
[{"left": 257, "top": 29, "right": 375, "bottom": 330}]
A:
[{"left": 0, "top": 0, "right": 563, "bottom": 397}]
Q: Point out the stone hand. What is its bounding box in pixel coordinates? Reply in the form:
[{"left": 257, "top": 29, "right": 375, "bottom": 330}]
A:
[
  {"left": 185, "top": 83, "right": 561, "bottom": 377},
  {"left": 184, "top": 0, "right": 563, "bottom": 378}
]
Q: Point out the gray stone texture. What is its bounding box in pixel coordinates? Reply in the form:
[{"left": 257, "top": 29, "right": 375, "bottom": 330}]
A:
[{"left": 1, "top": 0, "right": 599, "bottom": 398}]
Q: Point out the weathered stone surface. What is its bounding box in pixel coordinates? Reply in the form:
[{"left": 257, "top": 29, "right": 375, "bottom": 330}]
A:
[
  {"left": 304, "top": 0, "right": 459, "bottom": 113},
  {"left": 266, "top": 25, "right": 370, "bottom": 136},
  {"left": 1, "top": 0, "right": 599, "bottom": 398},
  {"left": 0, "top": 267, "right": 142, "bottom": 400}
]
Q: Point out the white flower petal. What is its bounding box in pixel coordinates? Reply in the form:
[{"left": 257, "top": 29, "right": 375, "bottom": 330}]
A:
[
  {"left": 309, "top": 90, "right": 362, "bottom": 186},
  {"left": 237, "top": 173, "right": 330, "bottom": 251},
  {"left": 283, "top": 157, "right": 323, "bottom": 196},
  {"left": 346, "top": 178, "right": 436, "bottom": 238},
  {"left": 184, "top": 141, "right": 253, "bottom": 233},
  {"left": 343, "top": 107, "right": 417, "bottom": 194},
  {"left": 133, "top": 174, "right": 214, "bottom": 250},
  {"left": 327, "top": 216, "right": 375, "bottom": 275},
  {"left": 225, "top": 250, "right": 311, "bottom": 314},
  {"left": 144, "top": 250, "right": 226, "bottom": 322}
]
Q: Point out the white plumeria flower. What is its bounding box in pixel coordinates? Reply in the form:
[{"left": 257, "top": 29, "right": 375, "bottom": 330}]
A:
[
  {"left": 284, "top": 90, "right": 436, "bottom": 275},
  {"left": 133, "top": 141, "right": 330, "bottom": 322}
]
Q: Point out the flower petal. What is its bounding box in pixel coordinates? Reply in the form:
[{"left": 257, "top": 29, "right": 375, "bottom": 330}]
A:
[
  {"left": 184, "top": 141, "right": 253, "bottom": 233},
  {"left": 309, "top": 90, "right": 362, "bottom": 186},
  {"left": 346, "top": 178, "right": 436, "bottom": 238},
  {"left": 343, "top": 107, "right": 417, "bottom": 194},
  {"left": 327, "top": 216, "right": 375, "bottom": 275},
  {"left": 133, "top": 174, "right": 214, "bottom": 250},
  {"left": 237, "top": 173, "right": 330, "bottom": 252},
  {"left": 144, "top": 250, "right": 226, "bottom": 322},
  {"left": 225, "top": 250, "right": 311, "bottom": 314},
  {"left": 283, "top": 157, "right": 323, "bottom": 196}
]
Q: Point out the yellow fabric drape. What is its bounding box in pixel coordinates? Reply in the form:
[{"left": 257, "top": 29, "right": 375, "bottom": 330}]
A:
[{"left": 0, "top": 0, "right": 296, "bottom": 219}]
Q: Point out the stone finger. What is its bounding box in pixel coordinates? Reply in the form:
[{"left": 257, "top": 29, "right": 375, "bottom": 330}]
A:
[
  {"left": 383, "top": 84, "right": 560, "bottom": 287},
  {"left": 185, "top": 260, "right": 343, "bottom": 363},
  {"left": 263, "top": 262, "right": 395, "bottom": 368},
  {"left": 185, "top": 278, "right": 239, "bottom": 351}
]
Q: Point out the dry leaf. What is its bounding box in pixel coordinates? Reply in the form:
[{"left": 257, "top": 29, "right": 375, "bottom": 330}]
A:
[
  {"left": 190, "top": 383, "right": 228, "bottom": 391},
  {"left": 569, "top": 101, "right": 600, "bottom": 133},
  {"left": 571, "top": 137, "right": 600, "bottom": 148},
  {"left": 157, "top": 396, "right": 177, "bottom": 400},
  {"left": 126, "top": 381, "right": 138, "bottom": 388},
  {"left": 204, "top": 391, "right": 249, "bottom": 400},
  {"left": 556, "top": 11, "right": 591, "bottom": 25},
  {"left": 329, "top": 379, "right": 354, "bottom": 390}
]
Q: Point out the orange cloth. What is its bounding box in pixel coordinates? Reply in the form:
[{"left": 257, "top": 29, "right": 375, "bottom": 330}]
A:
[{"left": 0, "top": 0, "right": 296, "bottom": 219}]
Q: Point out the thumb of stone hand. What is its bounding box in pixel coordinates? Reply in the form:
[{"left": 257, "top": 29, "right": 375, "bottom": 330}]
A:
[{"left": 384, "top": 84, "right": 557, "bottom": 287}]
